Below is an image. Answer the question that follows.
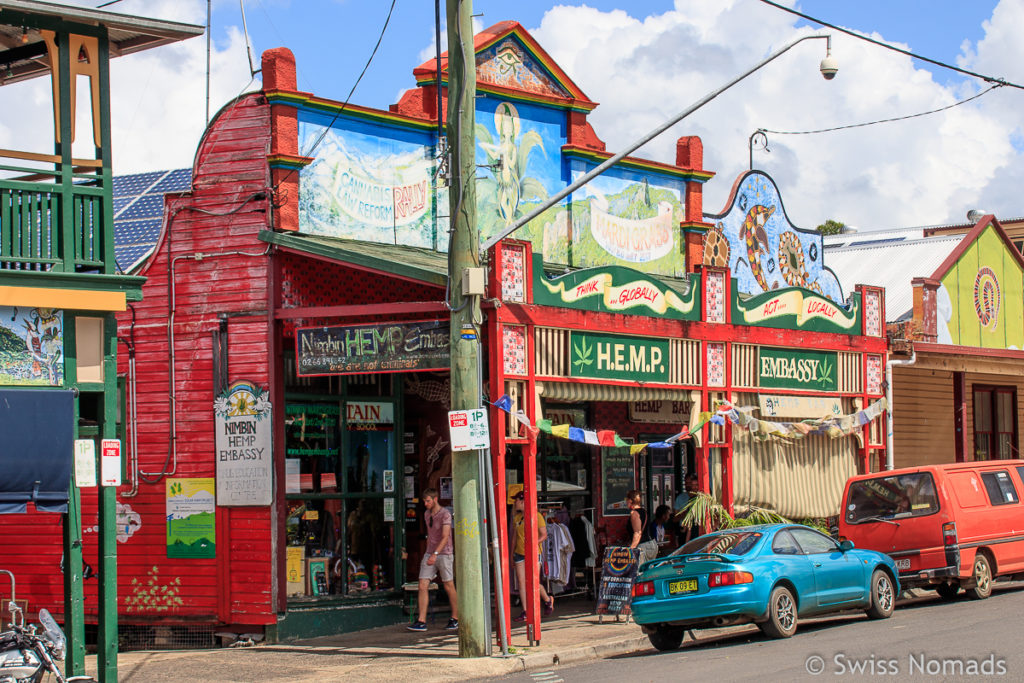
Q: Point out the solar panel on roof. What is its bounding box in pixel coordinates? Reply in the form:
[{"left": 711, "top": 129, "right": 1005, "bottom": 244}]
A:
[{"left": 112, "top": 168, "right": 191, "bottom": 273}]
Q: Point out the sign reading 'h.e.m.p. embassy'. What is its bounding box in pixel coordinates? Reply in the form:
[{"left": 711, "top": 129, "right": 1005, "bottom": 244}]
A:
[{"left": 296, "top": 320, "right": 449, "bottom": 376}]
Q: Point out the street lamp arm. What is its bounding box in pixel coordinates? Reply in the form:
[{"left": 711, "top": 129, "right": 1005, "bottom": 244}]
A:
[{"left": 481, "top": 33, "right": 832, "bottom": 252}]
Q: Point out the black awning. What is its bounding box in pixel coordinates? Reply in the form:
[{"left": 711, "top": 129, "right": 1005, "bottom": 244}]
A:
[{"left": 0, "top": 389, "right": 74, "bottom": 514}]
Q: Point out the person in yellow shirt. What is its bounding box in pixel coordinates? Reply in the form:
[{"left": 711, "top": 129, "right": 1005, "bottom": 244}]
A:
[{"left": 509, "top": 486, "right": 554, "bottom": 622}]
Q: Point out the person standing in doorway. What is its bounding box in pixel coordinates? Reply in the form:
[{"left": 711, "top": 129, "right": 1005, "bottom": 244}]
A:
[
  {"left": 408, "top": 488, "right": 458, "bottom": 632},
  {"left": 627, "top": 490, "right": 658, "bottom": 563},
  {"left": 510, "top": 486, "right": 554, "bottom": 622}
]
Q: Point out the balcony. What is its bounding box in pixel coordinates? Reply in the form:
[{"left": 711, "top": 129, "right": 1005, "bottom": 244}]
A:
[{"left": 1, "top": 150, "right": 110, "bottom": 274}]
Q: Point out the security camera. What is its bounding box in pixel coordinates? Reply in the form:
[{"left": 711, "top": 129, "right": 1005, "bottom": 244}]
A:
[{"left": 819, "top": 56, "right": 838, "bottom": 80}]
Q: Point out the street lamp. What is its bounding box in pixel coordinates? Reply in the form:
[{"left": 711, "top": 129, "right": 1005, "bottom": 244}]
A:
[{"left": 482, "top": 33, "right": 837, "bottom": 251}]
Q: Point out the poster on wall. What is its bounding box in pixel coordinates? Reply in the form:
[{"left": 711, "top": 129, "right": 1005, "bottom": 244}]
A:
[
  {"left": 0, "top": 306, "right": 63, "bottom": 386},
  {"left": 214, "top": 381, "right": 273, "bottom": 506},
  {"left": 166, "top": 478, "right": 215, "bottom": 559},
  {"left": 601, "top": 447, "right": 634, "bottom": 516}
]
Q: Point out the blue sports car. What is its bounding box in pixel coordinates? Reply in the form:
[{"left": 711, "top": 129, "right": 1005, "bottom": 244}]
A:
[{"left": 631, "top": 524, "right": 899, "bottom": 650}]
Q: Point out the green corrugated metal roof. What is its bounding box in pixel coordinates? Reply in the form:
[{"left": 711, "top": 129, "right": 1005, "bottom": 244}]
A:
[{"left": 258, "top": 230, "right": 447, "bottom": 287}]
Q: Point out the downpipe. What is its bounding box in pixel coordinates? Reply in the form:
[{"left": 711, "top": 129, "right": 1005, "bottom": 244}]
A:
[{"left": 885, "top": 349, "right": 916, "bottom": 471}]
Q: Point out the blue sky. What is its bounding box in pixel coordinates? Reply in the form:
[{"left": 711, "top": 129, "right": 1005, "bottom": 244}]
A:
[
  {"left": 5, "top": 0, "right": 1021, "bottom": 231},
  {"left": 217, "top": 0, "right": 999, "bottom": 109}
]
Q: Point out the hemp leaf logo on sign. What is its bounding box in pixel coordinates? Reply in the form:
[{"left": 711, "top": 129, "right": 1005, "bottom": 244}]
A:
[
  {"left": 573, "top": 338, "right": 594, "bottom": 372},
  {"left": 817, "top": 359, "right": 834, "bottom": 388}
]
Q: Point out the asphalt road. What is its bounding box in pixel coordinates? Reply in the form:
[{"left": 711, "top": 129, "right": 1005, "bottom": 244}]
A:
[{"left": 488, "top": 582, "right": 1024, "bottom": 683}]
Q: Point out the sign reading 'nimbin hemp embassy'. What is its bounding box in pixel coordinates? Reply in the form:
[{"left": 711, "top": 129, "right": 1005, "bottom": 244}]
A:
[
  {"left": 758, "top": 348, "right": 838, "bottom": 392},
  {"left": 570, "top": 331, "right": 669, "bottom": 382}
]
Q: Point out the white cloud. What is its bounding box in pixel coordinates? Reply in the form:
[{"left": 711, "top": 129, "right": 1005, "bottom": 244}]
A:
[
  {"left": 0, "top": 0, "right": 256, "bottom": 175},
  {"left": 530, "top": 0, "right": 1024, "bottom": 230}
]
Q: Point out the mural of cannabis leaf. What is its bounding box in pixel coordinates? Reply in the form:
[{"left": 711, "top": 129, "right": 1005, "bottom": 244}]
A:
[{"left": 573, "top": 338, "right": 593, "bottom": 372}]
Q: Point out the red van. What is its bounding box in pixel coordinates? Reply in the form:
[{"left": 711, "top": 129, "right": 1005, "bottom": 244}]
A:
[{"left": 838, "top": 461, "right": 1024, "bottom": 599}]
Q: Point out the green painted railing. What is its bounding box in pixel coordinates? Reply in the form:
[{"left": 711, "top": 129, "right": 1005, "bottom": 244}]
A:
[{"left": 0, "top": 180, "right": 107, "bottom": 273}]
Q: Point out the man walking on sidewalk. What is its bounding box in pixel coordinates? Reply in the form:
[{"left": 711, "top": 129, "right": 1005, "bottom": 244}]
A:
[{"left": 408, "top": 488, "right": 458, "bottom": 632}]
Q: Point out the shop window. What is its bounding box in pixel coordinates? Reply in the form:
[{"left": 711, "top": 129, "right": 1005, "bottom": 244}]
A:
[
  {"left": 973, "top": 386, "right": 1017, "bottom": 460},
  {"left": 284, "top": 398, "right": 400, "bottom": 599}
]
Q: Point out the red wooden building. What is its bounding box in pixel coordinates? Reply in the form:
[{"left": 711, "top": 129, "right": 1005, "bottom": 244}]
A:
[{"left": 3, "top": 21, "right": 889, "bottom": 645}]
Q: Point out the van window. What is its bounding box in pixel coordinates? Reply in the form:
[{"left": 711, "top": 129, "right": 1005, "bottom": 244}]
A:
[
  {"left": 1017, "top": 466, "right": 1024, "bottom": 488},
  {"left": 980, "top": 470, "right": 1020, "bottom": 506},
  {"left": 845, "top": 472, "right": 939, "bottom": 524}
]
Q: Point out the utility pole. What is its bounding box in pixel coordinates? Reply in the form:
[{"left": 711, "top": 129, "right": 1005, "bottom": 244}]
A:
[{"left": 446, "top": 0, "right": 488, "bottom": 658}]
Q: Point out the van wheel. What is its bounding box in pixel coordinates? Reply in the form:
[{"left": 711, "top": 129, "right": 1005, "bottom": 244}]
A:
[
  {"left": 647, "top": 625, "right": 685, "bottom": 651},
  {"left": 758, "top": 586, "right": 798, "bottom": 638},
  {"left": 865, "top": 570, "right": 895, "bottom": 619},
  {"left": 935, "top": 583, "right": 959, "bottom": 600},
  {"left": 966, "top": 554, "right": 993, "bottom": 600}
]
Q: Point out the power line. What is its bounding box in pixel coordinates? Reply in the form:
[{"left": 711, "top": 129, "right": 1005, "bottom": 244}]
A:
[
  {"left": 756, "top": 0, "right": 1024, "bottom": 91},
  {"left": 298, "top": 0, "right": 397, "bottom": 161},
  {"left": 761, "top": 83, "right": 1003, "bottom": 136}
]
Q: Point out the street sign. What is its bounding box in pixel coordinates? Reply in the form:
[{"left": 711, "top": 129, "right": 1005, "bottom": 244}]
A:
[
  {"left": 448, "top": 408, "right": 490, "bottom": 451},
  {"left": 74, "top": 439, "right": 97, "bottom": 488},
  {"left": 100, "top": 438, "right": 121, "bottom": 487}
]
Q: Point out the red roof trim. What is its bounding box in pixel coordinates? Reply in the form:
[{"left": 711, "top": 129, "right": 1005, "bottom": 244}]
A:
[
  {"left": 413, "top": 21, "right": 595, "bottom": 107},
  {"left": 928, "top": 215, "right": 1024, "bottom": 280}
]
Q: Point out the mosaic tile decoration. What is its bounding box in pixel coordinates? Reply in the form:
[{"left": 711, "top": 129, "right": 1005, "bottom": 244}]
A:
[
  {"left": 866, "top": 354, "right": 883, "bottom": 395},
  {"left": 706, "top": 270, "right": 725, "bottom": 323},
  {"left": 864, "top": 289, "right": 881, "bottom": 337},
  {"left": 706, "top": 342, "right": 726, "bottom": 387},
  {"left": 503, "top": 325, "right": 527, "bottom": 376},
  {"left": 501, "top": 244, "right": 526, "bottom": 302}
]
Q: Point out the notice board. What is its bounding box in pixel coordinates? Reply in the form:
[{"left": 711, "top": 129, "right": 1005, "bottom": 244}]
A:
[
  {"left": 601, "top": 446, "right": 634, "bottom": 516},
  {"left": 595, "top": 546, "right": 640, "bottom": 616}
]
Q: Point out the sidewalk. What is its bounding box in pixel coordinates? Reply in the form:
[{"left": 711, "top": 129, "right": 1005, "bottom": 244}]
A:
[
  {"left": 89, "top": 598, "right": 655, "bottom": 683},
  {"left": 90, "top": 591, "right": 939, "bottom": 682}
]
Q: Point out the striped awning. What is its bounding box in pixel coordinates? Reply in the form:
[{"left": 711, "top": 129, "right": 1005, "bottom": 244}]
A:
[
  {"left": 731, "top": 393, "right": 857, "bottom": 519},
  {"left": 537, "top": 381, "right": 692, "bottom": 403}
]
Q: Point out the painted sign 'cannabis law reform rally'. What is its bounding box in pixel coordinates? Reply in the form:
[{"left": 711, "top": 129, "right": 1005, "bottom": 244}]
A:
[{"left": 570, "top": 331, "right": 669, "bottom": 382}]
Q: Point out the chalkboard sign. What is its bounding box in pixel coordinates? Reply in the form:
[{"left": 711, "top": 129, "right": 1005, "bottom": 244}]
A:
[
  {"left": 296, "top": 320, "right": 449, "bottom": 376},
  {"left": 601, "top": 447, "right": 634, "bottom": 516},
  {"left": 596, "top": 546, "right": 640, "bottom": 616}
]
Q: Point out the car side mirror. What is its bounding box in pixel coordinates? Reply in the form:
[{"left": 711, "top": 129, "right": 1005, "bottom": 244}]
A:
[{"left": 839, "top": 539, "right": 855, "bottom": 552}]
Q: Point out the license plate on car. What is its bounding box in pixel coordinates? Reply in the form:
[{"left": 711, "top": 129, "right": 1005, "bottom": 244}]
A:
[
  {"left": 668, "top": 579, "right": 699, "bottom": 594},
  {"left": 895, "top": 559, "right": 911, "bottom": 570}
]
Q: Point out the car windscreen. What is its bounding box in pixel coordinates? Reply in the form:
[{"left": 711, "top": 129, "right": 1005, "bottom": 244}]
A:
[
  {"left": 671, "top": 531, "right": 763, "bottom": 557},
  {"left": 845, "top": 472, "right": 939, "bottom": 524}
]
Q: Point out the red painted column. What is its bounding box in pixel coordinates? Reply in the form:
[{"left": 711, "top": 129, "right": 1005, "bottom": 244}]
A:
[
  {"left": 485, "top": 244, "right": 511, "bottom": 646},
  {"left": 523, "top": 312, "right": 541, "bottom": 644}
]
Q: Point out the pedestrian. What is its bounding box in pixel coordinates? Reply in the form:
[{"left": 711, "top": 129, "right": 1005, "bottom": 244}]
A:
[
  {"left": 627, "top": 490, "right": 658, "bottom": 563},
  {"left": 509, "top": 485, "right": 554, "bottom": 622},
  {"left": 677, "top": 473, "right": 700, "bottom": 542},
  {"left": 648, "top": 504, "right": 673, "bottom": 556},
  {"left": 407, "top": 488, "right": 458, "bottom": 632}
]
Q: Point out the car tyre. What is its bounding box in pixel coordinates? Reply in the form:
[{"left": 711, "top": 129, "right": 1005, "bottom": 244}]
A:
[
  {"left": 966, "top": 553, "right": 993, "bottom": 600},
  {"left": 935, "top": 583, "right": 959, "bottom": 600},
  {"left": 865, "top": 570, "right": 895, "bottom": 619},
  {"left": 647, "top": 625, "right": 685, "bottom": 651},
  {"left": 758, "top": 586, "right": 797, "bottom": 639}
]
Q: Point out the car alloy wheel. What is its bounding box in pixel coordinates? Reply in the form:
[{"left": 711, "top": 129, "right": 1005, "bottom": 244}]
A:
[
  {"left": 758, "top": 585, "right": 797, "bottom": 639},
  {"left": 866, "top": 570, "right": 894, "bottom": 619},
  {"left": 967, "top": 554, "right": 993, "bottom": 600}
]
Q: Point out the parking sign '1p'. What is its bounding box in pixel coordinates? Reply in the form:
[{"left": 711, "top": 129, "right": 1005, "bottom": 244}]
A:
[{"left": 448, "top": 409, "right": 490, "bottom": 451}]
